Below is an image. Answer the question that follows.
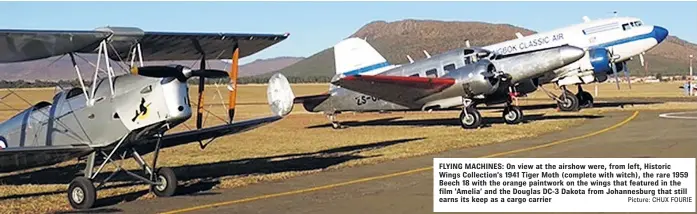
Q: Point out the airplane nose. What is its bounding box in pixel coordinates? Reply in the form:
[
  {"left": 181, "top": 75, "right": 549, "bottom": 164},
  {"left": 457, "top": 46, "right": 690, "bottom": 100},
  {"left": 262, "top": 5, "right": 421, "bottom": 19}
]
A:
[
  {"left": 559, "top": 46, "right": 585, "bottom": 63},
  {"left": 653, "top": 26, "right": 669, "bottom": 43}
]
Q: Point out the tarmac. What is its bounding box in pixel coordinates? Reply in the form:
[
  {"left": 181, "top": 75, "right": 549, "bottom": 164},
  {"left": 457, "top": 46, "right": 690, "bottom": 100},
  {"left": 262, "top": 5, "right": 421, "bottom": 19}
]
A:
[{"left": 111, "top": 110, "right": 697, "bottom": 214}]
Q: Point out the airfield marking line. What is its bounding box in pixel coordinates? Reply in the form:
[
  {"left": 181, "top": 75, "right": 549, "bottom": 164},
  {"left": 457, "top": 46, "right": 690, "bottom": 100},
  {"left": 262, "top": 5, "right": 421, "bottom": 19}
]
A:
[
  {"left": 160, "top": 111, "right": 639, "bottom": 214},
  {"left": 658, "top": 111, "right": 697, "bottom": 120}
]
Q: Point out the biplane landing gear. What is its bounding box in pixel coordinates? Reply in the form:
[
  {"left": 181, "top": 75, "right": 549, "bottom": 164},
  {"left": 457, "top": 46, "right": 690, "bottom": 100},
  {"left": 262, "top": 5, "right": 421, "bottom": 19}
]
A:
[
  {"left": 68, "top": 177, "right": 96, "bottom": 210},
  {"left": 68, "top": 133, "right": 177, "bottom": 210},
  {"left": 459, "top": 98, "right": 482, "bottom": 129}
]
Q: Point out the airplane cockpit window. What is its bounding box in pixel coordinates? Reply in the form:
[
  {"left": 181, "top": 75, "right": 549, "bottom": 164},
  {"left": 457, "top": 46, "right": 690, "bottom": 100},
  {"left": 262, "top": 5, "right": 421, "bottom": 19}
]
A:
[
  {"left": 622, "top": 23, "right": 632, "bottom": 31},
  {"left": 66, "top": 88, "right": 85, "bottom": 99},
  {"left": 631, "top": 21, "right": 643, "bottom": 27}
]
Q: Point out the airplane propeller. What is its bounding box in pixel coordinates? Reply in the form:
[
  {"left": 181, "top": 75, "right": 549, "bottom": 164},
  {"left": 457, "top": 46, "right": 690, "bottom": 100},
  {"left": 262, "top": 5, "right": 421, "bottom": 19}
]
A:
[{"left": 130, "top": 65, "right": 229, "bottom": 82}]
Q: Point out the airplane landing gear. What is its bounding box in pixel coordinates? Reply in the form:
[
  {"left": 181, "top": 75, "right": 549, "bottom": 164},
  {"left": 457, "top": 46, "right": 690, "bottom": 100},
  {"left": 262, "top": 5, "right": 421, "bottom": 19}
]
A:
[
  {"left": 576, "top": 85, "right": 594, "bottom": 108},
  {"left": 67, "top": 132, "right": 178, "bottom": 210},
  {"left": 502, "top": 87, "right": 523, "bottom": 124},
  {"left": 503, "top": 105, "right": 523, "bottom": 124},
  {"left": 557, "top": 86, "right": 579, "bottom": 112},
  {"left": 326, "top": 113, "right": 343, "bottom": 129},
  {"left": 459, "top": 98, "right": 482, "bottom": 129},
  {"left": 68, "top": 177, "right": 96, "bottom": 210}
]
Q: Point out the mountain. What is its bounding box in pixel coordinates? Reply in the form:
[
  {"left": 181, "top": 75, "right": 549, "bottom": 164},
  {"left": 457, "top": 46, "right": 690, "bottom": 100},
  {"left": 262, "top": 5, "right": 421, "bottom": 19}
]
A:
[
  {"left": 0, "top": 56, "right": 303, "bottom": 81},
  {"left": 273, "top": 19, "right": 697, "bottom": 79}
]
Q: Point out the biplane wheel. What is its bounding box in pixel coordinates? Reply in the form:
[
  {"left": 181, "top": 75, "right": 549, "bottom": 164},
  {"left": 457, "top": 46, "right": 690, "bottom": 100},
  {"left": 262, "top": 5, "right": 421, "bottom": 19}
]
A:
[
  {"left": 151, "top": 167, "right": 178, "bottom": 197},
  {"left": 557, "top": 91, "right": 579, "bottom": 112},
  {"left": 331, "top": 122, "right": 341, "bottom": 129},
  {"left": 68, "top": 177, "right": 96, "bottom": 210},
  {"left": 503, "top": 106, "right": 523, "bottom": 124},
  {"left": 459, "top": 107, "right": 481, "bottom": 129}
]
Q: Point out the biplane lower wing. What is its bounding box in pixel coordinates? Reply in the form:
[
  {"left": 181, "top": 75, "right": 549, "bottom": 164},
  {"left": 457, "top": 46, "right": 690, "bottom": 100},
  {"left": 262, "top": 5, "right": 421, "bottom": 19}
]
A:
[
  {"left": 331, "top": 75, "right": 456, "bottom": 108},
  {"left": 0, "top": 145, "right": 93, "bottom": 173},
  {"left": 135, "top": 115, "right": 283, "bottom": 153}
]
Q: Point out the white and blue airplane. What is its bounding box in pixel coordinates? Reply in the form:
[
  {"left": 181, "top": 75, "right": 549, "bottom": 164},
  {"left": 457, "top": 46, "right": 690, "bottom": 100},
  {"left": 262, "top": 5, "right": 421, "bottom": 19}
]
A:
[{"left": 482, "top": 15, "right": 669, "bottom": 111}]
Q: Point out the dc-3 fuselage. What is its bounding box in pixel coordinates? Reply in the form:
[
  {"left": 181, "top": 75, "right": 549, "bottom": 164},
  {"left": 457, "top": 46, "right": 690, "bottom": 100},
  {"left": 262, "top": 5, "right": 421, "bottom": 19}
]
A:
[{"left": 484, "top": 16, "right": 669, "bottom": 86}]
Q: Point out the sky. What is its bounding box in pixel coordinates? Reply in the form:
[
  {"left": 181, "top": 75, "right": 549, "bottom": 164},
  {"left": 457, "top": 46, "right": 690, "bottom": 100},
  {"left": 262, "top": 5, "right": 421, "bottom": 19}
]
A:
[{"left": 1, "top": 1, "right": 695, "bottom": 64}]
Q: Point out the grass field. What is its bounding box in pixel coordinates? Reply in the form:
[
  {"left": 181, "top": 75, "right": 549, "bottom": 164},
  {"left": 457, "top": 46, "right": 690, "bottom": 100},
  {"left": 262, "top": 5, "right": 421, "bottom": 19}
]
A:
[{"left": 0, "top": 82, "right": 695, "bottom": 213}]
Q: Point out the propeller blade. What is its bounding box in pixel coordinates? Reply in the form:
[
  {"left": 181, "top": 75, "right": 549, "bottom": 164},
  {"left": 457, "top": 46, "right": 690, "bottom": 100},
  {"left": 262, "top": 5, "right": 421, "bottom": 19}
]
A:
[
  {"left": 623, "top": 62, "right": 632, "bottom": 89},
  {"left": 195, "top": 76, "right": 205, "bottom": 129},
  {"left": 611, "top": 62, "right": 620, "bottom": 90},
  {"left": 191, "top": 69, "right": 229, "bottom": 78}
]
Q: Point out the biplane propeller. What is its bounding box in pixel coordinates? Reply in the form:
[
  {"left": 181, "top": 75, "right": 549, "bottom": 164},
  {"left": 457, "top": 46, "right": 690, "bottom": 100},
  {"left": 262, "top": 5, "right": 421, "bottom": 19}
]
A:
[{"left": 0, "top": 26, "right": 295, "bottom": 210}]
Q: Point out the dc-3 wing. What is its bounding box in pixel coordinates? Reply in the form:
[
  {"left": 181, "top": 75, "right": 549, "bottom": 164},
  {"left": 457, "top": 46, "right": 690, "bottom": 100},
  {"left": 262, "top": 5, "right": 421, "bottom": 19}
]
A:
[
  {"left": 0, "top": 26, "right": 289, "bottom": 63},
  {"left": 332, "top": 75, "right": 456, "bottom": 108}
]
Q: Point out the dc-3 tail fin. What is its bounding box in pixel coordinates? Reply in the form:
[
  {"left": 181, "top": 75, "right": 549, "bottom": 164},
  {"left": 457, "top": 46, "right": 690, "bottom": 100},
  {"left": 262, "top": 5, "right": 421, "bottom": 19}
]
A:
[
  {"left": 334, "top": 37, "right": 393, "bottom": 76},
  {"left": 267, "top": 73, "right": 295, "bottom": 117}
]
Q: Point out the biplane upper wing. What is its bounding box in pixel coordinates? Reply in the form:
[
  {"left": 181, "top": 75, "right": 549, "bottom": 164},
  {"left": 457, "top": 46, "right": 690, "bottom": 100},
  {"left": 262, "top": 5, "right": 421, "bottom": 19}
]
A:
[
  {"left": 0, "top": 30, "right": 111, "bottom": 63},
  {"left": 134, "top": 115, "right": 282, "bottom": 154},
  {"left": 332, "top": 75, "right": 456, "bottom": 108},
  {"left": 0, "top": 26, "right": 289, "bottom": 63}
]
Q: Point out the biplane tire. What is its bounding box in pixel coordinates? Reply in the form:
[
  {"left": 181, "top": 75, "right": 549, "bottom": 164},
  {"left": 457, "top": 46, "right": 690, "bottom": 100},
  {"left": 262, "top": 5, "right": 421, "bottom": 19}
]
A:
[
  {"left": 503, "top": 106, "right": 523, "bottom": 124},
  {"left": 151, "top": 167, "right": 178, "bottom": 197},
  {"left": 557, "top": 91, "right": 579, "bottom": 112},
  {"left": 459, "top": 107, "right": 482, "bottom": 129},
  {"left": 68, "top": 177, "right": 96, "bottom": 210}
]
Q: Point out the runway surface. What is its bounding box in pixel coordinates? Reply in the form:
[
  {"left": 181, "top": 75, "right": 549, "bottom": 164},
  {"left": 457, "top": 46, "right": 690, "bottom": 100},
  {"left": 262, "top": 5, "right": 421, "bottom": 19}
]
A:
[{"left": 113, "top": 110, "right": 697, "bottom": 214}]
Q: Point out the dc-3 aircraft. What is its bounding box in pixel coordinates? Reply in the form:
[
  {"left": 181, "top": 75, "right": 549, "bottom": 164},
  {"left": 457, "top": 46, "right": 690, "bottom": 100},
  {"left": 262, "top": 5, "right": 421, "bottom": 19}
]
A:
[
  {"left": 287, "top": 15, "right": 668, "bottom": 129},
  {"left": 482, "top": 15, "right": 668, "bottom": 111},
  {"left": 0, "top": 27, "right": 295, "bottom": 210},
  {"left": 288, "top": 37, "right": 585, "bottom": 129}
]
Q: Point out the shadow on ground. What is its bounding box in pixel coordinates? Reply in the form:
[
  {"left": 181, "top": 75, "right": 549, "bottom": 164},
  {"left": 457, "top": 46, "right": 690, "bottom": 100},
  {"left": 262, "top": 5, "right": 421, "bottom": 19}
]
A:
[
  {"left": 1, "top": 137, "right": 424, "bottom": 208},
  {"left": 308, "top": 114, "right": 602, "bottom": 129},
  {"left": 306, "top": 100, "right": 657, "bottom": 129}
]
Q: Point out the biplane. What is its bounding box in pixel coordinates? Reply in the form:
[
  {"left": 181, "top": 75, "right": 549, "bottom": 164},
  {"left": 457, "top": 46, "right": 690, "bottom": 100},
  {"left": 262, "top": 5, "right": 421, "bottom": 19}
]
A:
[{"left": 0, "top": 26, "right": 295, "bottom": 210}]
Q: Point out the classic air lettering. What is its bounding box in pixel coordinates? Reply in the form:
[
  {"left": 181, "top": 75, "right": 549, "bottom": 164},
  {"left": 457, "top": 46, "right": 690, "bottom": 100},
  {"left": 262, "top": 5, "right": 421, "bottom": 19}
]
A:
[{"left": 493, "top": 33, "right": 565, "bottom": 55}]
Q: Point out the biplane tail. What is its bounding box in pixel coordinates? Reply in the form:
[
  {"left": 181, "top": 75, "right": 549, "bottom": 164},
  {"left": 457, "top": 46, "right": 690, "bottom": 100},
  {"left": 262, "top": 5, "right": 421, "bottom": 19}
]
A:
[{"left": 334, "top": 37, "right": 395, "bottom": 76}]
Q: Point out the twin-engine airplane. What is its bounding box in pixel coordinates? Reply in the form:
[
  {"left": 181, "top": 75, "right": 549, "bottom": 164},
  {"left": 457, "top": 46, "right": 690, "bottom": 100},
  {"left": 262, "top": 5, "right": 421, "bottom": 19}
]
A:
[
  {"left": 290, "top": 37, "right": 584, "bottom": 129},
  {"left": 0, "top": 27, "right": 295, "bottom": 210}
]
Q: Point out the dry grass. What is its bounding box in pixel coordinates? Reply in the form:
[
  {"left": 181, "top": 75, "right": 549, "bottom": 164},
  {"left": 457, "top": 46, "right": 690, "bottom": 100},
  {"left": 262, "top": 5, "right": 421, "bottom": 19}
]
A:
[{"left": 0, "top": 82, "right": 693, "bottom": 213}]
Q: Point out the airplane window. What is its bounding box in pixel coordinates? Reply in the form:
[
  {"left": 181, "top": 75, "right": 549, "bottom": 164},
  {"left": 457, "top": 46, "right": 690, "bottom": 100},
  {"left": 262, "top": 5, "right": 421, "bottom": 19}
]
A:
[
  {"left": 633, "top": 21, "right": 642, "bottom": 26},
  {"left": 443, "top": 64, "right": 456, "bottom": 71},
  {"left": 410, "top": 73, "right": 420, "bottom": 77},
  {"left": 425, "top": 69, "right": 438, "bottom": 78},
  {"left": 622, "top": 23, "right": 632, "bottom": 31}
]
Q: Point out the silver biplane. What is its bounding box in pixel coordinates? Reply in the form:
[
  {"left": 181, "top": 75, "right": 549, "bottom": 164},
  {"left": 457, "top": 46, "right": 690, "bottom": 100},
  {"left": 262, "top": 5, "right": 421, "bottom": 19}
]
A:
[{"left": 0, "top": 27, "right": 295, "bottom": 209}]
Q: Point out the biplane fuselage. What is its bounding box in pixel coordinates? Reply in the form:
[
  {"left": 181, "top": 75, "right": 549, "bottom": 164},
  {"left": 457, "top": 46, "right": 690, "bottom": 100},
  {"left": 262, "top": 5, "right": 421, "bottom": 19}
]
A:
[{"left": 0, "top": 74, "right": 191, "bottom": 172}]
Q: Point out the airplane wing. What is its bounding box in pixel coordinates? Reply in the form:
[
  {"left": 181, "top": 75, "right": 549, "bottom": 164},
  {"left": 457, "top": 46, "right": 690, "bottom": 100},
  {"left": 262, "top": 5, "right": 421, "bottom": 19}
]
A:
[
  {"left": 134, "top": 115, "right": 282, "bottom": 154},
  {"left": 0, "top": 26, "right": 289, "bottom": 63},
  {"left": 332, "top": 75, "right": 456, "bottom": 108}
]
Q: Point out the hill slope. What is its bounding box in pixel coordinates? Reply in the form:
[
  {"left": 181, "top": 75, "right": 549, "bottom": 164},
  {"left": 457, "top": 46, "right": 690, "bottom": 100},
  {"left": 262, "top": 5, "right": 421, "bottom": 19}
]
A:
[{"left": 274, "top": 19, "right": 697, "bottom": 79}]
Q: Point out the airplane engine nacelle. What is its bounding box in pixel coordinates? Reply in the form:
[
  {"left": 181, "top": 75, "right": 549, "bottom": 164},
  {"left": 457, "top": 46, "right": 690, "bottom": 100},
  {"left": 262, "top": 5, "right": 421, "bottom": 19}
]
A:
[
  {"left": 444, "top": 60, "right": 499, "bottom": 97},
  {"left": 587, "top": 48, "right": 612, "bottom": 75}
]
